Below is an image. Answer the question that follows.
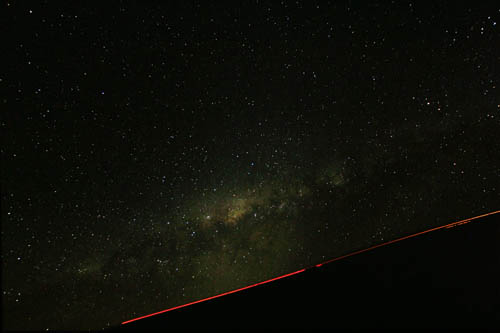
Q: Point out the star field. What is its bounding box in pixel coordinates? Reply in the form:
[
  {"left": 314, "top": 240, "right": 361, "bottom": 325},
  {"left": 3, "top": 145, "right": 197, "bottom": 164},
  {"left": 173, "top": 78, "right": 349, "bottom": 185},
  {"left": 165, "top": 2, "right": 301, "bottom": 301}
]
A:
[{"left": 2, "top": 1, "right": 500, "bottom": 329}]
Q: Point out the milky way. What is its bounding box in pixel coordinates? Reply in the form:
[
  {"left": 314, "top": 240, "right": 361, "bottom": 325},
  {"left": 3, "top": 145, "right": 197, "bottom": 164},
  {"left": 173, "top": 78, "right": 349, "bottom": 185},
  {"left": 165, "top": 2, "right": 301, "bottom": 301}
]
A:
[{"left": 3, "top": 2, "right": 499, "bottom": 329}]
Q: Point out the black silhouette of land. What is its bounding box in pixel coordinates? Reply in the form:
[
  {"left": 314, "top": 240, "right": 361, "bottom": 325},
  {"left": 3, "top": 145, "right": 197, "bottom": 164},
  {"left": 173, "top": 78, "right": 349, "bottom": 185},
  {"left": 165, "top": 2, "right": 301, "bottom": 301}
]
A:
[{"left": 115, "top": 211, "right": 499, "bottom": 330}]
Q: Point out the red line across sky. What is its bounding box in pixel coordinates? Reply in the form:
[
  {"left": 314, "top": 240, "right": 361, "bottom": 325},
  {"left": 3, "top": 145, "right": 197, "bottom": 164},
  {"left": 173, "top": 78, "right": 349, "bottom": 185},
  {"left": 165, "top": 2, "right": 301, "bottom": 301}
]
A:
[{"left": 122, "top": 209, "right": 500, "bottom": 325}]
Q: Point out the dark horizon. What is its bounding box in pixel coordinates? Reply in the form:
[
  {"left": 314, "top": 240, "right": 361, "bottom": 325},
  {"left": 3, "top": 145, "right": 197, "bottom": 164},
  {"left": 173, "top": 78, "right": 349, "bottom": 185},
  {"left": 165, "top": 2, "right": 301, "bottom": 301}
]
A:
[
  {"left": 120, "top": 210, "right": 499, "bottom": 327},
  {"left": 117, "top": 211, "right": 500, "bottom": 330}
]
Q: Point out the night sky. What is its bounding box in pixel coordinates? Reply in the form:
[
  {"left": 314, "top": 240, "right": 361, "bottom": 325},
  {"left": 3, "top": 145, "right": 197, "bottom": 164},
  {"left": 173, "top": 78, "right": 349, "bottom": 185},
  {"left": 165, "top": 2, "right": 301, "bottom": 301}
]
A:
[{"left": 2, "top": 1, "right": 499, "bottom": 329}]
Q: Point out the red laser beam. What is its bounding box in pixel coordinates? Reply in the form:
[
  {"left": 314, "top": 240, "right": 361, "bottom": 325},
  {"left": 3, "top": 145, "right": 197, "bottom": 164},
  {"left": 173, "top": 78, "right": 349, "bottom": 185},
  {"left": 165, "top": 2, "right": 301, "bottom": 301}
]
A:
[
  {"left": 315, "top": 209, "right": 500, "bottom": 267},
  {"left": 122, "top": 209, "right": 499, "bottom": 325},
  {"left": 121, "top": 268, "right": 306, "bottom": 324}
]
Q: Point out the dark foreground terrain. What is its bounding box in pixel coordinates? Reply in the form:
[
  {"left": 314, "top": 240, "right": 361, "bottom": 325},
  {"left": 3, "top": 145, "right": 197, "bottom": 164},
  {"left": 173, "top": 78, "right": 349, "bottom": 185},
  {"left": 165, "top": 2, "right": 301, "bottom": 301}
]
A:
[{"left": 116, "top": 211, "right": 499, "bottom": 330}]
